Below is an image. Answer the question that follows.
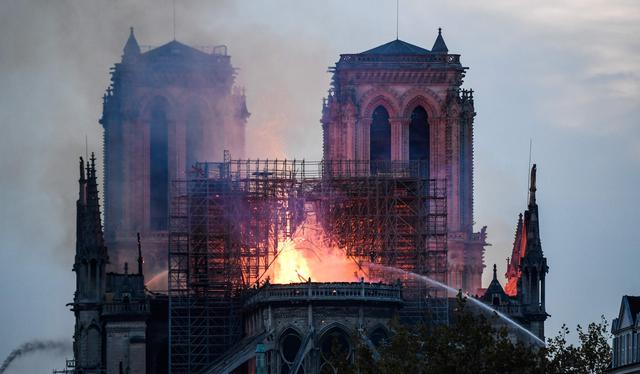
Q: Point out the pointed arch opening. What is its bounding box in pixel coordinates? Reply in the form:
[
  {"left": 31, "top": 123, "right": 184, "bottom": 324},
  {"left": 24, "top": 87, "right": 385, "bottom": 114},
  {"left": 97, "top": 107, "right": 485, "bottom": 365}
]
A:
[
  {"left": 149, "top": 97, "right": 169, "bottom": 230},
  {"left": 319, "top": 327, "right": 351, "bottom": 373},
  {"left": 409, "top": 106, "right": 429, "bottom": 178},
  {"left": 370, "top": 105, "right": 391, "bottom": 174}
]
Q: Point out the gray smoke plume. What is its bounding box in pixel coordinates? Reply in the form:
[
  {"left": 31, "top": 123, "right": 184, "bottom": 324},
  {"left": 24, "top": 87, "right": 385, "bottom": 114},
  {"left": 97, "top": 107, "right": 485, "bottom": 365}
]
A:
[{"left": 0, "top": 340, "right": 71, "bottom": 374}]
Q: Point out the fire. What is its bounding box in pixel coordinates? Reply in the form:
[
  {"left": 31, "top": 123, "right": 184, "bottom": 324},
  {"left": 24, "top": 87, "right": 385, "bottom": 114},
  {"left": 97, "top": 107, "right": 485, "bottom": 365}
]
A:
[
  {"left": 272, "top": 239, "right": 312, "bottom": 283},
  {"left": 267, "top": 211, "right": 368, "bottom": 284},
  {"left": 504, "top": 277, "right": 518, "bottom": 296}
]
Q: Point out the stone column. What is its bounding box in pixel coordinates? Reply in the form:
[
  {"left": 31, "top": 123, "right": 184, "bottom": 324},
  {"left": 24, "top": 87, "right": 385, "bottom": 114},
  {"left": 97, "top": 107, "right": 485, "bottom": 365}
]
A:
[
  {"left": 390, "top": 118, "right": 402, "bottom": 161},
  {"left": 449, "top": 115, "right": 461, "bottom": 231},
  {"left": 168, "top": 118, "right": 178, "bottom": 188},
  {"left": 138, "top": 119, "right": 150, "bottom": 232},
  {"left": 120, "top": 118, "right": 145, "bottom": 233},
  {"left": 330, "top": 121, "right": 339, "bottom": 160},
  {"left": 354, "top": 119, "right": 362, "bottom": 160},
  {"left": 121, "top": 120, "right": 133, "bottom": 232},
  {"left": 173, "top": 119, "right": 186, "bottom": 179},
  {"left": 430, "top": 116, "right": 445, "bottom": 180},
  {"left": 359, "top": 118, "right": 371, "bottom": 175},
  {"left": 345, "top": 118, "right": 356, "bottom": 161},
  {"left": 541, "top": 273, "right": 546, "bottom": 309},
  {"left": 401, "top": 119, "right": 409, "bottom": 161}
]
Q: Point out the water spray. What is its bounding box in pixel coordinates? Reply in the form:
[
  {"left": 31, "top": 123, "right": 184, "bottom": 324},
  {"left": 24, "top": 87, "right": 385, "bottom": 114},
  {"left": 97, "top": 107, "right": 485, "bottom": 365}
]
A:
[{"left": 366, "top": 263, "right": 546, "bottom": 346}]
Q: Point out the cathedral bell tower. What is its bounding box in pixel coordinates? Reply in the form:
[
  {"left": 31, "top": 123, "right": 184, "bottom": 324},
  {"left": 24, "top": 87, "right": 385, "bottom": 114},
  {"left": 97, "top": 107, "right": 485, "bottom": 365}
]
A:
[
  {"left": 322, "top": 28, "right": 486, "bottom": 292},
  {"left": 100, "top": 28, "right": 249, "bottom": 278},
  {"left": 72, "top": 154, "right": 109, "bottom": 373}
]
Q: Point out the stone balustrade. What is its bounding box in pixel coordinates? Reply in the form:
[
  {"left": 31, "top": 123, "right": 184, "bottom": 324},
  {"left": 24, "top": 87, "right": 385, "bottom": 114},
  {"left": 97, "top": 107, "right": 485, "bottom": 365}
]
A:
[
  {"left": 338, "top": 53, "right": 461, "bottom": 66},
  {"left": 102, "top": 301, "right": 150, "bottom": 315},
  {"left": 243, "top": 281, "right": 403, "bottom": 307}
]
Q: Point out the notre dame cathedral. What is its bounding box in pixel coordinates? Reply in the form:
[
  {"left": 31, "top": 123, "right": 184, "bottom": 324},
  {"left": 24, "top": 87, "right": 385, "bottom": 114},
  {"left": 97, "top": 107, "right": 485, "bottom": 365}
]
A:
[{"left": 66, "top": 27, "right": 548, "bottom": 374}]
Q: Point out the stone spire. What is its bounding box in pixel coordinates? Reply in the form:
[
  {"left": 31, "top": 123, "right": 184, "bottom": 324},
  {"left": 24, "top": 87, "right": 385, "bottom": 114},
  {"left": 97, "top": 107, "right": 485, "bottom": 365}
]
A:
[
  {"left": 72, "top": 153, "right": 108, "bottom": 372},
  {"left": 87, "top": 154, "right": 105, "bottom": 250},
  {"left": 518, "top": 164, "right": 549, "bottom": 339},
  {"left": 122, "top": 26, "right": 141, "bottom": 62},
  {"left": 75, "top": 153, "right": 108, "bottom": 263},
  {"left": 431, "top": 27, "right": 449, "bottom": 53},
  {"left": 525, "top": 164, "right": 541, "bottom": 251},
  {"left": 137, "top": 232, "right": 144, "bottom": 276},
  {"left": 528, "top": 164, "right": 537, "bottom": 206},
  {"left": 78, "top": 156, "right": 86, "bottom": 206},
  {"left": 482, "top": 263, "right": 507, "bottom": 304}
]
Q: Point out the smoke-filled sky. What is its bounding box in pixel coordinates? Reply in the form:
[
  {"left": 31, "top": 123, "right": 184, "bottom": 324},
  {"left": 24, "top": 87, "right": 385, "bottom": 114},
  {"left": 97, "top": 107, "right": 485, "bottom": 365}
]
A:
[{"left": 0, "top": 0, "right": 638, "bottom": 371}]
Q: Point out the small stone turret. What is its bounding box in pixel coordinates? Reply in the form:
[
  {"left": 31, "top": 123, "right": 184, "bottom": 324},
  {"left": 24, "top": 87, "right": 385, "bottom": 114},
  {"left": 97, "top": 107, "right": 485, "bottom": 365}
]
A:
[
  {"left": 122, "top": 27, "right": 140, "bottom": 62},
  {"left": 431, "top": 27, "right": 449, "bottom": 53}
]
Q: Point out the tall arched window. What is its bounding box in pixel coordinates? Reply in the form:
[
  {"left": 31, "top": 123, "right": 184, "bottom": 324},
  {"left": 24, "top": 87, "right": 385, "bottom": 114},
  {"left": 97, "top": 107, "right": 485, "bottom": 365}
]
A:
[
  {"left": 409, "top": 106, "right": 429, "bottom": 178},
  {"left": 149, "top": 98, "right": 169, "bottom": 230},
  {"left": 279, "top": 329, "right": 302, "bottom": 374},
  {"left": 320, "top": 327, "right": 351, "bottom": 374},
  {"left": 370, "top": 105, "right": 391, "bottom": 174}
]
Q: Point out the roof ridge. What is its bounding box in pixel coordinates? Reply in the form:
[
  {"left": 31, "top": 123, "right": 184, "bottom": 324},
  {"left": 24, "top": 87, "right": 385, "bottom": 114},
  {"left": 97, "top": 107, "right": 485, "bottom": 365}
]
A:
[{"left": 360, "top": 39, "right": 431, "bottom": 55}]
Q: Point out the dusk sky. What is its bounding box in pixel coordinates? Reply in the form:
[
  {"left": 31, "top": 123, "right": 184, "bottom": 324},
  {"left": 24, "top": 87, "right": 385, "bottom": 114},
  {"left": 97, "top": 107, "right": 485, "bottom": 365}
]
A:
[{"left": 0, "top": 1, "right": 638, "bottom": 371}]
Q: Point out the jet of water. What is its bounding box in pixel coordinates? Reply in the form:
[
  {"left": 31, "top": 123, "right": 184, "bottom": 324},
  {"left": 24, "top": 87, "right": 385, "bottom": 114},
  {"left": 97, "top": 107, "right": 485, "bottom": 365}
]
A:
[{"left": 366, "top": 263, "right": 546, "bottom": 346}]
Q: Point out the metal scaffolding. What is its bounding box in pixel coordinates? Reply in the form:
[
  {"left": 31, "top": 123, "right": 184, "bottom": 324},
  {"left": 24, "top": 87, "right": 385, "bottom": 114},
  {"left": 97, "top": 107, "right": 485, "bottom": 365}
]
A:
[{"left": 168, "top": 159, "right": 447, "bottom": 373}]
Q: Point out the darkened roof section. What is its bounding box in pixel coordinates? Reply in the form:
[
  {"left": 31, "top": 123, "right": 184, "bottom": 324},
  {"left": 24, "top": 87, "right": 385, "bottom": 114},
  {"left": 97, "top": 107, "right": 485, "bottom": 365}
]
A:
[
  {"left": 627, "top": 296, "right": 640, "bottom": 321},
  {"left": 143, "top": 40, "right": 211, "bottom": 61},
  {"left": 360, "top": 39, "right": 431, "bottom": 55}
]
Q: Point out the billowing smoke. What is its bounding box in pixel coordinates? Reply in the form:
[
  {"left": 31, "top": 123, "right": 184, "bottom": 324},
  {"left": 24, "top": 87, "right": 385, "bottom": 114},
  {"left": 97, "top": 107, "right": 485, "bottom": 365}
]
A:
[{"left": 0, "top": 340, "right": 71, "bottom": 374}]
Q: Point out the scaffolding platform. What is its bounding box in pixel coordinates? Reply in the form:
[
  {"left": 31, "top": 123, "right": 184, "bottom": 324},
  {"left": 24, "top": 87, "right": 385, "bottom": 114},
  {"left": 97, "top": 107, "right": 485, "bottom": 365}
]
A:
[{"left": 168, "top": 159, "right": 448, "bottom": 373}]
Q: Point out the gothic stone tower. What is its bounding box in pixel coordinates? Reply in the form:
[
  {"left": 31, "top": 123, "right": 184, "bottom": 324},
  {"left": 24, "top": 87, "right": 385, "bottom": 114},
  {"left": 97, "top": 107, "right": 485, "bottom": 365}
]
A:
[
  {"left": 482, "top": 165, "right": 549, "bottom": 340},
  {"left": 73, "top": 155, "right": 109, "bottom": 372},
  {"left": 72, "top": 154, "right": 151, "bottom": 374},
  {"left": 322, "top": 29, "right": 487, "bottom": 292},
  {"left": 507, "top": 164, "right": 549, "bottom": 338},
  {"left": 100, "top": 28, "right": 249, "bottom": 277}
]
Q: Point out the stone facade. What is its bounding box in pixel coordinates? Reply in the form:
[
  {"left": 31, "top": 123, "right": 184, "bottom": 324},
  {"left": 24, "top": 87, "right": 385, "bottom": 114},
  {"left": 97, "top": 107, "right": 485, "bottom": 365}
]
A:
[
  {"left": 100, "top": 28, "right": 249, "bottom": 278},
  {"left": 66, "top": 27, "right": 552, "bottom": 373},
  {"left": 321, "top": 30, "right": 486, "bottom": 293},
  {"left": 206, "top": 281, "right": 403, "bottom": 374}
]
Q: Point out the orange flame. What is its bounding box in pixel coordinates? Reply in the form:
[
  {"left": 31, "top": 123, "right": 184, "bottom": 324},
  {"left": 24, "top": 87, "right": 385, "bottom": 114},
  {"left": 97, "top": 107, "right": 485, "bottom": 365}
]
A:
[
  {"left": 267, "top": 211, "right": 368, "bottom": 283},
  {"left": 271, "top": 238, "right": 312, "bottom": 283}
]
